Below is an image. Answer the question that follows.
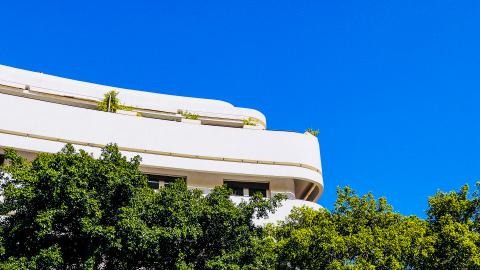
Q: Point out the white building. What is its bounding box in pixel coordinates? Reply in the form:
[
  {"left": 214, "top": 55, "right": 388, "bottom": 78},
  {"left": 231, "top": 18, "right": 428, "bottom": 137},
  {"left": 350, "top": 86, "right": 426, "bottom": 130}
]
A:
[{"left": 0, "top": 64, "right": 323, "bottom": 223}]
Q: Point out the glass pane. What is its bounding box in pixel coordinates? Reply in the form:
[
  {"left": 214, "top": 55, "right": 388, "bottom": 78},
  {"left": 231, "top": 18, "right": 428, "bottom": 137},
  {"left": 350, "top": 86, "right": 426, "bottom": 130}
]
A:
[{"left": 148, "top": 180, "right": 160, "bottom": 189}]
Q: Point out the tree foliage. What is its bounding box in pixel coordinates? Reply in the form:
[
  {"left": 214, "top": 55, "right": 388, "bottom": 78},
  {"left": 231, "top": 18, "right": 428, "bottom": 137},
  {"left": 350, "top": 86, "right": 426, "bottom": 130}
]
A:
[
  {"left": 272, "top": 184, "right": 480, "bottom": 270},
  {"left": 1, "top": 144, "right": 479, "bottom": 269},
  {"left": 426, "top": 184, "right": 480, "bottom": 269},
  {"left": 0, "top": 145, "right": 283, "bottom": 269}
]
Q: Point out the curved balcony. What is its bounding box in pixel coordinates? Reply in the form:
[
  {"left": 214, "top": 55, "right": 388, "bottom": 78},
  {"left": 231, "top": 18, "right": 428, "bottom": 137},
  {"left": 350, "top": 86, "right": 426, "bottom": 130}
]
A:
[
  {"left": 0, "top": 92, "right": 323, "bottom": 201},
  {"left": 0, "top": 65, "right": 266, "bottom": 127}
]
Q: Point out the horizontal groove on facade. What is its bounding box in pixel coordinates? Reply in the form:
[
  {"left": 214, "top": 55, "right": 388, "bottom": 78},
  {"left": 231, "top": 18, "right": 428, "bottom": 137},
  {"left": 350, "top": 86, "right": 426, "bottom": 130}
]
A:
[{"left": 0, "top": 128, "right": 322, "bottom": 174}]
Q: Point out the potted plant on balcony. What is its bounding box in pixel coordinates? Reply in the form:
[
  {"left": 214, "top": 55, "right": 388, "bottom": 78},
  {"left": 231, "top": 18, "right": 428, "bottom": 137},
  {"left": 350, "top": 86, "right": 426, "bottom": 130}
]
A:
[
  {"left": 305, "top": 128, "right": 320, "bottom": 137},
  {"left": 98, "top": 90, "right": 139, "bottom": 116},
  {"left": 98, "top": 90, "right": 121, "bottom": 113},
  {"left": 242, "top": 117, "right": 262, "bottom": 130},
  {"left": 181, "top": 111, "right": 201, "bottom": 124}
]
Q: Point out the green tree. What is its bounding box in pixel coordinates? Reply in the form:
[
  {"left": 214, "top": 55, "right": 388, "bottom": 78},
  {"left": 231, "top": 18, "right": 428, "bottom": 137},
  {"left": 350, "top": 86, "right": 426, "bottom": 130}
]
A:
[
  {"left": 425, "top": 183, "right": 480, "bottom": 269},
  {"left": 0, "top": 144, "right": 283, "bottom": 269},
  {"left": 107, "top": 180, "right": 283, "bottom": 269},
  {"left": 273, "top": 187, "right": 434, "bottom": 269},
  {"left": 0, "top": 144, "right": 146, "bottom": 269}
]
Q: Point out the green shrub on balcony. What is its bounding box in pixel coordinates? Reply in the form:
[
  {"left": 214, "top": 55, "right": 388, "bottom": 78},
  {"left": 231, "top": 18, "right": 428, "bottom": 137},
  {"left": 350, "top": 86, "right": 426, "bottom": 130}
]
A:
[
  {"left": 98, "top": 91, "right": 138, "bottom": 115},
  {"left": 181, "top": 111, "right": 200, "bottom": 120},
  {"left": 243, "top": 117, "right": 258, "bottom": 126},
  {"left": 98, "top": 90, "right": 122, "bottom": 113},
  {"left": 306, "top": 128, "right": 320, "bottom": 136}
]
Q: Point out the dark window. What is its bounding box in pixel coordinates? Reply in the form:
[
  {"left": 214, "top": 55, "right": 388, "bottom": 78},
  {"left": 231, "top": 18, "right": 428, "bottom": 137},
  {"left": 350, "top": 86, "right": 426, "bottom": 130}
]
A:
[
  {"left": 0, "top": 154, "right": 4, "bottom": 166},
  {"left": 224, "top": 181, "right": 245, "bottom": 196},
  {"left": 224, "top": 181, "right": 269, "bottom": 198},
  {"left": 147, "top": 174, "right": 185, "bottom": 189},
  {"left": 148, "top": 178, "right": 160, "bottom": 189}
]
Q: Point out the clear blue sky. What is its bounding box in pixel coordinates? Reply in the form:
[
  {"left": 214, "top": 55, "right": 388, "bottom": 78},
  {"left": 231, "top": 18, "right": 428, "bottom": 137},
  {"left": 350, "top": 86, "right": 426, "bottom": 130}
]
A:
[{"left": 1, "top": 1, "right": 479, "bottom": 217}]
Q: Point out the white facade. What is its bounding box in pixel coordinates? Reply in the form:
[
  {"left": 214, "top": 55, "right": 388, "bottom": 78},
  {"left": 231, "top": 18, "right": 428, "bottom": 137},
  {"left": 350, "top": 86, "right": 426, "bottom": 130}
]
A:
[{"left": 0, "top": 64, "right": 323, "bottom": 223}]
